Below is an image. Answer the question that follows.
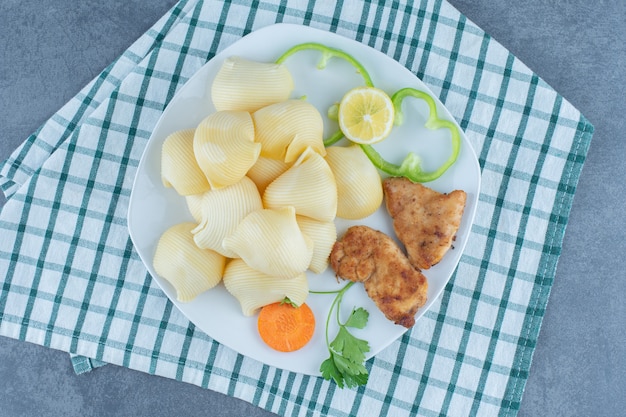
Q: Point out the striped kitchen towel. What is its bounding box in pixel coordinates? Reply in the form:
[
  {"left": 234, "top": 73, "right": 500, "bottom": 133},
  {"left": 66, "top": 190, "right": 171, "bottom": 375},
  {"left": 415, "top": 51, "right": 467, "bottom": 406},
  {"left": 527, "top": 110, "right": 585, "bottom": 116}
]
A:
[{"left": 0, "top": 1, "right": 593, "bottom": 416}]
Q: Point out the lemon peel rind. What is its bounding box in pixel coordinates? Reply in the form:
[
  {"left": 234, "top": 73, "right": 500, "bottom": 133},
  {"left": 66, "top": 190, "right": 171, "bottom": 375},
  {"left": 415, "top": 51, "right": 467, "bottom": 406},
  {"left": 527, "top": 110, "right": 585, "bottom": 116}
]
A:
[{"left": 337, "top": 86, "right": 395, "bottom": 145}]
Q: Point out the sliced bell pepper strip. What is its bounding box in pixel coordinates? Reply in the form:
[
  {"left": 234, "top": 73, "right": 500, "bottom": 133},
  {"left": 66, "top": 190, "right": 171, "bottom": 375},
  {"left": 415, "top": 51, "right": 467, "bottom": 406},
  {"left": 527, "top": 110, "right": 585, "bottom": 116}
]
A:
[
  {"left": 275, "top": 42, "right": 374, "bottom": 87},
  {"left": 359, "top": 87, "right": 461, "bottom": 183},
  {"left": 276, "top": 42, "right": 373, "bottom": 146}
]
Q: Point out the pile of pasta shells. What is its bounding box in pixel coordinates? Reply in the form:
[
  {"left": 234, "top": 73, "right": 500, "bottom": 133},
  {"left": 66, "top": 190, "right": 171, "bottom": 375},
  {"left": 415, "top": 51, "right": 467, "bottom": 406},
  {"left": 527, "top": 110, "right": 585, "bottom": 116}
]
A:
[{"left": 153, "top": 57, "right": 383, "bottom": 316}]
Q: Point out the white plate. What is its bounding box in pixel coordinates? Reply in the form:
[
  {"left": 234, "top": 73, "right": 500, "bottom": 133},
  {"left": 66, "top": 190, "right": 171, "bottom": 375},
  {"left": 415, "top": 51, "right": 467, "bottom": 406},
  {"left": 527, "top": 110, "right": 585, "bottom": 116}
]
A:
[{"left": 128, "top": 23, "right": 481, "bottom": 376}]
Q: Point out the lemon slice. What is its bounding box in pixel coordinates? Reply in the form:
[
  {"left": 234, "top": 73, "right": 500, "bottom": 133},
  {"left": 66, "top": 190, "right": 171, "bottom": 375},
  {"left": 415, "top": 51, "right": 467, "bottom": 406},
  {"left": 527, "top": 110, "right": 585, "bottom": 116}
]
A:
[{"left": 338, "top": 86, "right": 394, "bottom": 144}]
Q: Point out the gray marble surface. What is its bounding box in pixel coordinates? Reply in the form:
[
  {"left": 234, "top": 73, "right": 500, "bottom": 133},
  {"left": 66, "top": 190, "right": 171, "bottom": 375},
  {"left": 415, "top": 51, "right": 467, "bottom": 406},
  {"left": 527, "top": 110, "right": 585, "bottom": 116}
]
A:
[{"left": 1, "top": 1, "right": 624, "bottom": 416}]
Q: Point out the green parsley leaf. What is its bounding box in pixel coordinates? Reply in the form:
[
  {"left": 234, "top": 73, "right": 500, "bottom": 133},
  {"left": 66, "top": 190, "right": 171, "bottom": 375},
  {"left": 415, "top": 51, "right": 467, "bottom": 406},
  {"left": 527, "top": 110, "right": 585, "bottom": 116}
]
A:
[
  {"left": 279, "top": 297, "right": 298, "bottom": 308},
  {"left": 344, "top": 307, "right": 369, "bottom": 329},
  {"left": 332, "top": 350, "right": 368, "bottom": 376},
  {"left": 320, "top": 356, "right": 345, "bottom": 388},
  {"left": 340, "top": 367, "right": 368, "bottom": 389},
  {"left": 316, "top": 282, "right": 371, "bottom": 389},
  {"left": 330, "top": 327, "right": 369, "bottom": 364}
]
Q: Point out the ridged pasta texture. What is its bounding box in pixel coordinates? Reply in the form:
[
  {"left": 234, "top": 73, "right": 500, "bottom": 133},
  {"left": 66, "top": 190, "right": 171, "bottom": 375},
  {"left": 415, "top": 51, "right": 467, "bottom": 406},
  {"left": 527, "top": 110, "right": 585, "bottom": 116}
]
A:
[
  {"left": 296, "top": 215, "right": 337, "bottom": 274},
  {"left": 324, "top": 144, "right": 383, "bottom": 219},
  {"left": 211, "top": 56, "right": 293, "bottom": 112},
  {"left": 194, "top": 110, "right": 261, "bottom": 189},
  {"left": 161, "top": 129, "right": 211, "bottom": 196},
  {"left": 246, "top": 156, "right": 291, "bottom": 194},
  {"left": 153, "top": 222, "right": 226, "bottom": 302},
  {"left": 192, "top": 176, "right": 263, "bottom": 258},
  {"left": 252, "top": 100, "right": 325, "bottom": 163},
  {"left": 184, "top": 193, "right": 204, "bottom": 223},
  {"left": 223, "top": 259, "right": 309, "bottom": 316},
  {"left": 263, "top": 147, "right": 337, "bottom": 222},
  {"left": 222, "top": 206, "right": 314, "bottom": 279}
]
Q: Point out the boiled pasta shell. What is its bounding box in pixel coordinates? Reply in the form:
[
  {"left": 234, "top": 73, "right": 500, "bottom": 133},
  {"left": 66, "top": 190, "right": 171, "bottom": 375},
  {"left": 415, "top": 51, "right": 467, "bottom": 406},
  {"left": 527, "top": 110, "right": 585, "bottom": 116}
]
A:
[
  {"left": 194, "top": 110, "right": 261, "bottom": 189},
  {"left": 192, "top": 176, "right": 263, "bottom": 258},
  {"left": 223, "top": 259, "right": 309, "bottom": 316},
  {"left": 222, "top": 206, "right": 314, "bottom": 279},
  {"left": 161, "top": 129, "right": 211, "bottom": 196},
  {"left": 252, "top": 100, "right": 325, "bottom": 163},
  {"left": 185, "top": 193, "right": 203, "bottom": 223},
  {"left": 211, "top": 56, "right": 294, "bottom": 112},
  {"left": 263, "top": 147, "right": 337, "bottom": 222},
  {"left": 324, "top": 144, "right": 383, "bottom": 219},
  {"left": 296, "top": 215, "right": 337, "bottom": 274},
  {"left": 153, "top": 222, "right": 225, "bottom": 302},
  {"left": 246, "top": 156, "right": 291, "bottom": 195}
]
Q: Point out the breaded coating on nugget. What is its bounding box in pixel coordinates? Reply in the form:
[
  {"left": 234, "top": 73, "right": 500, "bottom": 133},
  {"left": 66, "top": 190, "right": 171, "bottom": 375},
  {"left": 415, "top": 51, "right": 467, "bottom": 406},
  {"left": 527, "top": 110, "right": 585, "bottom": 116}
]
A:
[
  {"left": 330, "top": 225, "right": 428, "bottom": 328},
  {"left": 383, "top": 177, "right": 466, "bottom": 270}
]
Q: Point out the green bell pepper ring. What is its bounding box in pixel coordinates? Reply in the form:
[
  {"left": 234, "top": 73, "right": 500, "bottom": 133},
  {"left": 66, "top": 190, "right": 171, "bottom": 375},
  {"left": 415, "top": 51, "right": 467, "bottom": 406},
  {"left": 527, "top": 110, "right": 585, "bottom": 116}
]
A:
[
  {"left": 275, "top": 42, "right": 374, "bottom": 146},
  {"left": 275, "top": 42, "right": 374, "bottom": 87},
  {"left": 359, "top": 87, "right": 461, "bottom": 183}
]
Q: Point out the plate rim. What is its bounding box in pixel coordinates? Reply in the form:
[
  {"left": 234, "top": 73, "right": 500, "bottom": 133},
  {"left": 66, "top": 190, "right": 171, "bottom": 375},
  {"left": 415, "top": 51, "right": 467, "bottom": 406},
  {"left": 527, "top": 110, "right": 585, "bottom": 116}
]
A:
[{"left": 127, "top": 22, "right": 482, "bottom": 376}]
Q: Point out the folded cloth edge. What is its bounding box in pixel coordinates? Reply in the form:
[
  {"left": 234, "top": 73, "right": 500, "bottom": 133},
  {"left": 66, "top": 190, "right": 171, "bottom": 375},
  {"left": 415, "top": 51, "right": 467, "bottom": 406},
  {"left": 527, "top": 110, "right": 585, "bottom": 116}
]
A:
[
  {"left": 501, "top": 113, "right": 593, "bottom": 411},
  {"left": 0, "top": 0, "right": 199, "bottom": 375},
  {"left": 0, "top": 1, "right": 597, "bottom": 415},
  {"left": 0, "top": 0, "right": 196, "bottom": 200}
]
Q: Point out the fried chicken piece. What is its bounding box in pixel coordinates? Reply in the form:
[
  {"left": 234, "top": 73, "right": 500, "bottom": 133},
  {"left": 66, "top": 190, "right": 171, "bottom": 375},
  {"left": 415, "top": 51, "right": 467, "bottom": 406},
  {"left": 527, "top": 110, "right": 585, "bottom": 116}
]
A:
[
  {"left": 330, "top": 225, "right": 428, "bottom": 328},
  {"left": 383, "top": 177, "right": 466, "bottom": 270}
]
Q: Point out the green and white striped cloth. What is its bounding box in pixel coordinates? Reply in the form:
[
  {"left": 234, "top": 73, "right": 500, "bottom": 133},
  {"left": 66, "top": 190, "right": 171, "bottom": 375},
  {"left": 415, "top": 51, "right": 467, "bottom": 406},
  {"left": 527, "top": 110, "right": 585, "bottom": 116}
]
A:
[{"left": 0, "top": 1, "right": 593, "bottom": 416}]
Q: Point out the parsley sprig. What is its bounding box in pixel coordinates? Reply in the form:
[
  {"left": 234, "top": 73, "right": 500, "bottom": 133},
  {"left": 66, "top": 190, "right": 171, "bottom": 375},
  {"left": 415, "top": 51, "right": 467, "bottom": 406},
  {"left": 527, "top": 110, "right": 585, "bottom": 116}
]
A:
[{"left": 312, "top": 282, "right": 370, "bottom": 388}]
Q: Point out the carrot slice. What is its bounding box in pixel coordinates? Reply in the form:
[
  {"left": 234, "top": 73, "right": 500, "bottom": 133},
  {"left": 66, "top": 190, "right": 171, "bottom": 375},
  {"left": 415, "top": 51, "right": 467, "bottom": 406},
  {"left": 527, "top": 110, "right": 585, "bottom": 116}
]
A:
[{"left": 257, "top": 302, "right": 315, "bottom": 352}]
